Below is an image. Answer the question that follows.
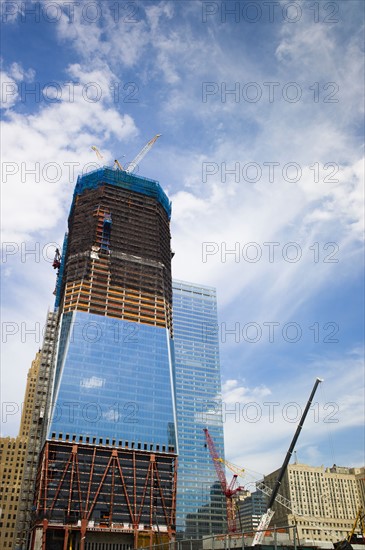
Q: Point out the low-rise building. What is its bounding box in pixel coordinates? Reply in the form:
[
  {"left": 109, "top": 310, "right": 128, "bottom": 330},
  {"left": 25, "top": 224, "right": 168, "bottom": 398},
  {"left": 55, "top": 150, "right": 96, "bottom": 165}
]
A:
[{"left": 264, "top": 463, "right": 364, "bottom": 543}]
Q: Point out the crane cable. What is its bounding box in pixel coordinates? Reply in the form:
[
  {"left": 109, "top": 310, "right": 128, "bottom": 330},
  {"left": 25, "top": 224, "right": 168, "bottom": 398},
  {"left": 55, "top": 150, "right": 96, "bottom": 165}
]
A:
[{"left": 320, "top": 382, "right": 337, "bottom": 466}]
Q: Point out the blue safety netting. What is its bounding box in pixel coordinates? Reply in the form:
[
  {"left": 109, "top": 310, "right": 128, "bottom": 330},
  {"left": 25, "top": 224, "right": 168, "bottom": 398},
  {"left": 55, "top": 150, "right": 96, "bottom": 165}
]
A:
[
  {"left": 54, "top": 232, "right": 68, "bottom": 310},
  {"left": 73, "top": 167, "right": 172, "bottom": 219}
]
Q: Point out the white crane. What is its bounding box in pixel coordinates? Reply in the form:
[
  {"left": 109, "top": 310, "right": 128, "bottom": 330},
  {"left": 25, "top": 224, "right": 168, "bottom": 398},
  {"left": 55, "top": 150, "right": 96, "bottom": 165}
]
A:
[
  {"left": 114, "top": 134, "right": 161, "bottom": 173},
  {"left": 255, "top": 480, "right": 337, "bottom": 541},
  {"left": 252, "top": 378, "right": 323, "bottom": 546},
  {"left": 255, "top": 481, "right": 296, "bottom": 513}
]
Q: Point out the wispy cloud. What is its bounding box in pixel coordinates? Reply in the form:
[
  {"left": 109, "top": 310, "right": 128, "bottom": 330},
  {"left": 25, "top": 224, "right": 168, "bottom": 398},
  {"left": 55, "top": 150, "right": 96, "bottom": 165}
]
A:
[{"left": 221, "top": 349, "right": 364, "bottom": 474}]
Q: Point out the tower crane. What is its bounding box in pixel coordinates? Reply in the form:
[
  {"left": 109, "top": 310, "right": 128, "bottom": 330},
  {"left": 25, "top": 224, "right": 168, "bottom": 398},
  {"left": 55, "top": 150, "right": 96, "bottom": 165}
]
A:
[
  {"left": 93, "top": 134, "right": 161, "bottom": 173},
  {"left": 52, "top": 248, "right": 61, "bottom": 270},
  {"left": 126, "top": 134, "right": 161, "bottom": 173},
  {"left": 203, "top": 428, "right": 244, "bottom": 533}
]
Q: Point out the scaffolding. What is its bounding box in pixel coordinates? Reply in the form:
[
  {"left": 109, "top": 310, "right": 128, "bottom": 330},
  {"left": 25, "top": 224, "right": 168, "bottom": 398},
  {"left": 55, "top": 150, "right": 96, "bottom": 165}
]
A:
[
  {"left": 59, "top": 180, "right": 173, "bottom": 335},
  {"left": 15, "top": 312, "right": 59, "bottom": 550}
]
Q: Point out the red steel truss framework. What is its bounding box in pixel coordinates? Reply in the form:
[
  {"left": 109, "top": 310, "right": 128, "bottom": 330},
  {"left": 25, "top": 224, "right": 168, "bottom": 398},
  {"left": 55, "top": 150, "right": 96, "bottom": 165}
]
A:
[
  {"left": 203, "top": 429, "right": 242, "bottom": 533},
  {"left": 30, "top": 441, "right": 177, "bottom": 550}
]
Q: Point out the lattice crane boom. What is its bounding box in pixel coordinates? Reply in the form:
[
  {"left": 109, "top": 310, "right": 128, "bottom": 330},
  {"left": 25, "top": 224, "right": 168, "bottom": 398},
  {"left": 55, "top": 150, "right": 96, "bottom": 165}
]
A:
[
  {"left": 217, "top": 458, "right": 245, "bottom": 479},
  {"left": 204, "top": 428, "right": 244, "bottom": 533},
  {"left": 126, "top": 134, "right": 161, "bottom": 173},
  {"left": 256, "top": 481, "right": 296, "bottom": 513},
  {"left": 92, "top": 134, "right": 161, "bottom": 173},
  {"left": 203, "top": 428, "right": 227, "bottom": 493}
]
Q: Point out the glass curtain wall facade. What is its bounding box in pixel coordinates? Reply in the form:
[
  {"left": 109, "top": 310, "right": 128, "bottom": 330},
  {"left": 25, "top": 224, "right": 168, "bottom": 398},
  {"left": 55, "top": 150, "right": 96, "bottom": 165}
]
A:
[
  {"left": 30, "top": 168, "right": 178, "bottom": 550},
  {"left": 48, "top": 312, "right": 176, "bottom": 450},
  {"left": 172, "top": 280, "right": 226, "bottom": 538}
]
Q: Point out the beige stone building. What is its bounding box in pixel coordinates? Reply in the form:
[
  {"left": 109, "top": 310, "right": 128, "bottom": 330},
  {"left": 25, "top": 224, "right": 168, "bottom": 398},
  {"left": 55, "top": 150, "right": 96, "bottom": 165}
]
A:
[
  {"left": 0, "top": 351, "right": 41, "bottom": 550},
  {"left": 264, "top": 463, "right": 365, "bottom": 543}
]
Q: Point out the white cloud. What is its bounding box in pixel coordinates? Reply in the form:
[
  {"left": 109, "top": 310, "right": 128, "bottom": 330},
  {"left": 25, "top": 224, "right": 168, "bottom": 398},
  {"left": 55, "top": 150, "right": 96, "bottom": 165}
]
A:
[
  {"left": 222, "top": 350, "right": 364, "bottom": 476},
  {"left": 1, "top": 61, "right": 35, "bottom": 109},
  {"left": 9, "top": 61, "right": 35, "bottom": 82},
  {"left": 1, "top": 63, "right": 137, "bottom": 243},
  {"left": 166, "top": 11, "right": 364, "bottom": 313},
  {"left": 54, "top": 2, "right": 150, "bottom": 68},
  {"left": 80, "top": 376, "right": 105, "bottom": 389},
  {"left": 222, "top": 380, "right": 272, "bottom": 401},
  {"left": 0, "top": 70, "right": 19, "bottom": 108}
]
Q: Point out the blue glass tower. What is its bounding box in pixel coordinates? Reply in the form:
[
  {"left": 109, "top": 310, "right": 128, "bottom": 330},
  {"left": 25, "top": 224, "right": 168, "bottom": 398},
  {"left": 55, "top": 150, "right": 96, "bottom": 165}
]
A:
[
  {"left": 172, "top": 280, "right": 226, "bottom": 538},
  {"left": 31, "top": 168, "right": 178, "bottom": 550},
  {"left": 48, "top": 167, "right": 177, "bottom": 452}
]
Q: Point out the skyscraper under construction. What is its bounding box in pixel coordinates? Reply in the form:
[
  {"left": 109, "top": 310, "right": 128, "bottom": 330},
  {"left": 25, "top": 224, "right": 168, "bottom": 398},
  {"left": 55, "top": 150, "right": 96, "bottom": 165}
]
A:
[{"left": 29, "top": 167, "right": 178, "bottom": 550}]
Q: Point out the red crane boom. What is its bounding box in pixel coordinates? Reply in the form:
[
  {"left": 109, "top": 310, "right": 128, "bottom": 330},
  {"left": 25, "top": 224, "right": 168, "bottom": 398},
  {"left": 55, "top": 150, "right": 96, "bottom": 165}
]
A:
[{"left": 204, "top": 428, "right": 243, "bottom": 533}]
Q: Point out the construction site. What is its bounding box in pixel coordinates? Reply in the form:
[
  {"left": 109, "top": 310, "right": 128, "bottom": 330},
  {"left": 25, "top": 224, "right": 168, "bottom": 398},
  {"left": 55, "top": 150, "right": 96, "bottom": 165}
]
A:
[{"left": 4, "top": 138, "right": 364, "bottom": 550}]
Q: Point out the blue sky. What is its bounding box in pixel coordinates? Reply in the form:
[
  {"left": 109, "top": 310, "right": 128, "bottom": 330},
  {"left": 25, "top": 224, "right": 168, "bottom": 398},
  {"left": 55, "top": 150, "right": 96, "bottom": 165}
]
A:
[{"left": 1, "top": 0, "right": 364, "bottom": 477}]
